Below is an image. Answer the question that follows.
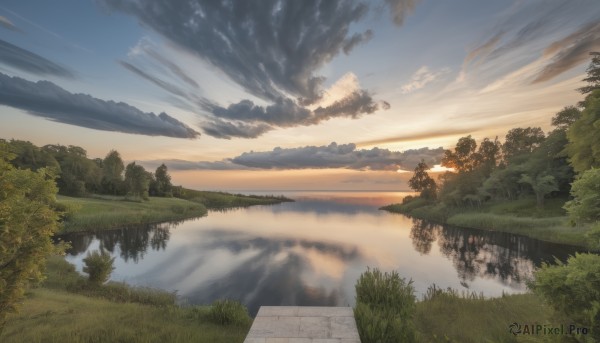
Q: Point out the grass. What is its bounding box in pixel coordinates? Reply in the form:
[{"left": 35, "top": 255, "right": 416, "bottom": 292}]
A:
[
  {"left": 381, "top": 196, "right": 597, "bottom": 249},
  {"left": 58, "top": 195, "right": 208, "bottom": 233},
  {"left": 57, "top": 189, "right": 292, "bottom": 233},
  {"left": 176, "top": 188, "right": 293, "bottom": 209},
  {"left": 1, "top": 289, "right": 250, "bottom": 343},
  {"left": 414, "top": 289, "right": 572, "bottom": 343},
  {"left": 1, "top": 256, "right": 251, "bottom": 343}
]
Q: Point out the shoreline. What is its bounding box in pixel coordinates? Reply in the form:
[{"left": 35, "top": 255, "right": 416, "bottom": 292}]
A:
[
  {"left": 380, "top": 200, "right": 596, "bottom": 250},
  {"left": 58, "top": 190, "right": 293, "bottom": 234}
]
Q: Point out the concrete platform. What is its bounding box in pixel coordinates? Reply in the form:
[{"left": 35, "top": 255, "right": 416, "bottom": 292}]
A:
[{"left": 244, "top": 306, "right": 361, "bottom": 343}]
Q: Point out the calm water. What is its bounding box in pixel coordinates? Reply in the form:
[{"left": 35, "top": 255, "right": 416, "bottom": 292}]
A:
[{"left": 61, "top": 191, "right": 581, "bottom": 315}]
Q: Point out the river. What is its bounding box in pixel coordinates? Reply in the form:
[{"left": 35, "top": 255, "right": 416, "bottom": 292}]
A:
[{"left": 60, "top": 191, "right": 581, "bottom": 315}]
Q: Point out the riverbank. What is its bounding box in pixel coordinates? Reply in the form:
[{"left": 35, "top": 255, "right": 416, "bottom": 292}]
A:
[
  {"left": 1, "top": 257, "right": 250, "bottom": 343},
  {"left": 381, "top": 196, "right": 596, "bottom": 250},
  {"left": 57, "top": 189, "right": 292, "bottom": 233}
]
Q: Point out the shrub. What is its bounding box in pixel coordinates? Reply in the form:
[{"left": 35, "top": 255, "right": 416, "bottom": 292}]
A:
[
  {"left": 207, "top": 299, "right": 251, "bottom": 326},
  {"left": 82, "top": 250, "right": 115, "bottom": 285},
  {"left": 530, "top": 253, "right": 600, "bottom": 341},
  {"left": 586, "top": 223, "right": 600, "bottom": 251},
  {"left": 564, "top": 168, "right": 600, "bottom": 224},
  {"left": 354, "top": 268, "right": 416, "bottom": 342}
]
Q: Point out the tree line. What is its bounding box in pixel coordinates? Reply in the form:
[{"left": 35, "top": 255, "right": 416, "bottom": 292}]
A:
[
  {"left": 409, "top": 52, "right": 600, "bottom": 224},
  {"left": 0, "top": 140, "right": 178, "bottom": 200}
]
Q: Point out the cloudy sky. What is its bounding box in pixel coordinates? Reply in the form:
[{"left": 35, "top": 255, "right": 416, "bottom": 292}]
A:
[{"left": 1, "top": 0, "right": 599, "bottom": 191}]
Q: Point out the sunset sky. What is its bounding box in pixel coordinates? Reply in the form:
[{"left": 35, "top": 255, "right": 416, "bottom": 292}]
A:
[{"left": 1, "top": 0, "right": 599, "bottom": 191}]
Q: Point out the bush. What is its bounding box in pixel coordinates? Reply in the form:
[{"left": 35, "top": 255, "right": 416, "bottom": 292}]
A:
[
  {"left": 82, "top": 250, "right": 115, "bottom": 285},
  {"left": 564, "top": 168, "right": 600, "bottom": 224},
  {"left": 354, "top": 268, "right": 416, "bottom": 342},
  {"left": 530, "top": 253, "right": 600, "bottom": 341},
  {"left": 207, "top": 299, "right": 251, "bottom": 327},
  {"left": 586, "top": 223, "right": 600, "bottom": 251}
]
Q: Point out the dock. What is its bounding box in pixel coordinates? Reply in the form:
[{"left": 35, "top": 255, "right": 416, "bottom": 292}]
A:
[{"left": 244, "top": 306, "right": 361, "bottom": 343}]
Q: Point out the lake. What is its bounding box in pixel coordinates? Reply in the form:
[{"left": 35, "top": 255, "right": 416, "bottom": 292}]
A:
[{"left": 61, "top": 191, "right": 581, "bottom": 316}]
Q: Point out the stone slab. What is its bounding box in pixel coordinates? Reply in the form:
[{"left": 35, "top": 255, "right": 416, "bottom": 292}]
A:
[{"left": 244, "top": 306, "right": 361, "bottom": 343}]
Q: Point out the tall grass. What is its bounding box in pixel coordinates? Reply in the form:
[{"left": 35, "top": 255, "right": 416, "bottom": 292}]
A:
[
  {"left": 207, "top": 299, "right": 252, "bottom": 327},
  {"left": 414, "top": 291, "right": 564, "bottom": 343},
  {"left": 354, "top": 268, "right": 417, "bottom": 342}
]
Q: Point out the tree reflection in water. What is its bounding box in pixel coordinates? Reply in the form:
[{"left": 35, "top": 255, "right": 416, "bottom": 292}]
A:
[
  {"left": 408, "top": 218, "right": 580, "bottom": 288},
  {"left": 62, "top": 220, "right": 183, "bottom": 262}
]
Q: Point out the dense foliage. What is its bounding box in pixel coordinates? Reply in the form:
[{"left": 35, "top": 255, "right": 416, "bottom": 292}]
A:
[
  {"left": 531, "top": 253, "right": 600, "bottom": 341},
  {"left": 0, "top": 142, "right": 62, "bottom": 331},
  {"left": 82, "top": 250, "right": 116, "bottom": 285},
  {"left": 2, "top": 140, "right": 177, "bottom": 202},
  {"left": 354, "top": 268, "right": 416, "bottom": 342}
]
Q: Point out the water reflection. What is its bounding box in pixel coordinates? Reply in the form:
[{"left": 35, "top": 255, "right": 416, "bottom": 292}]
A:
[
  {"left": 409, "top": 218, "right": 578, "bottom": 288},
  {"left": 61, "top": 192, "right": 583, "bottom": 315},
  {"left": 64, "top": 221, "right": 181, "bottom": 262}
]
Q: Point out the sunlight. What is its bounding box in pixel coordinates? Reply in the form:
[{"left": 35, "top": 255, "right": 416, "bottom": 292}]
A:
[{"left": 428, "top": 164, "right": 455, "bottom": 172}]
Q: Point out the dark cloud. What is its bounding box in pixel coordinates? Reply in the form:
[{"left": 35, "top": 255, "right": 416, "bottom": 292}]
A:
[
  {"left": 0, "top": 39, "right": 74, "bottom": 78},
  {"left": 119, "top": 60, "right": 189, "bottom": 98},
  {"left": 201, "top": 90, "right": 386, "bottom": 134},
  {"left": 231, "top": 142, "right": 444, "bottom": 170},
  {"left": 201, "top": 118, "right": 273, "bottom": 139},
  {"left": 101, "top": 0, "right": 372, "bottom": 104},
  {"left": 0, "top": 72, "right": 199, "bottom": 139},
  {"left": 139, "top": 142, "right": 443, "bottom": 171},
  {"left": 312, "top": 90, "right": 384, "bottom": 122},
  {"left": 99, "top": 0, "right": 398, "bottom": 139},
  {"left": 384, "top": 0, "right": 420, "bottom": 26},
  {"left": 0, "top": 16, "right": 19, "bottom": 31},
  {"left": 532, "top": 21, "right": 600, "bottom": 84},
  {"left": 207, "top": 97, "right": 311, "bottom": 126}
]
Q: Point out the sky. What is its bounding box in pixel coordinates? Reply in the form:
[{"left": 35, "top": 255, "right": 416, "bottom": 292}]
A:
[{"left": 1, "top": 0, "right": 599, "bottom": 191}]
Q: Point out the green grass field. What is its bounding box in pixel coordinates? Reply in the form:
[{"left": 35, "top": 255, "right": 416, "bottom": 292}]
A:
[
  {"left": 58, "top": 195, "right": 208, "bottom": 233},
  {"left": 1, "top": 289, "right": 249, "bottom": 343},
  {"left": 57, "top": 189, "right": 292, "bottom": 233}
]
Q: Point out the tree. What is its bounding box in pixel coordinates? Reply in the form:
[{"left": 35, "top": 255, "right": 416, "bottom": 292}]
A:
[
  {"left": 502, "top": 127, "right": 545, "bottom": 161},
  {"left": 518, "top": 173, "right": 558, "bottom": 208},
  {"left": 564, "top": 168, "right": 600, "bottom": 224},
  {"left": 551, "top": 106, "right": 581, "bottom": 132},
  {"left": 475, "top": 137, "right": 501, "bottom": 176},
  {"left": 408, "top": 160, "right": 437, "bottom": 200},
  {"left": 154, "top": 164, "right": 173, "bottom": 197},
  {"left": 566, "top": 90, "right": 600, "bottom": 173},
  {"left": 441, "top": 135, "right": 478, "bottom": 172},
  {"left": 577, "top": 51, "right": 600, "bottom": 95},
  {"left": 101, "top": 150, "right": 124, "bottom": 195},
  {"left": 124, "top": 162, "right": 150, "bottom": 200},
  {"left": 6, "top": 139, "right": 59, "bottom": 171},
  {"left": 0, "top": 143, "right": 62, "bottom": 331}
]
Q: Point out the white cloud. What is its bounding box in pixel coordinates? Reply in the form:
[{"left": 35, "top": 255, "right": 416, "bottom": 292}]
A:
[{"left": 400, "top": 66, "right": 450, "bottom": 94}]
